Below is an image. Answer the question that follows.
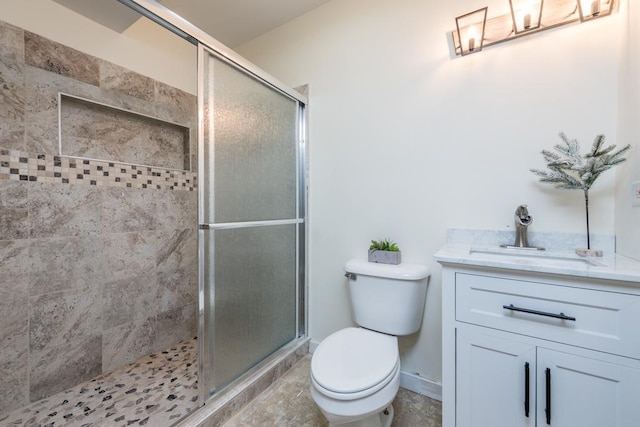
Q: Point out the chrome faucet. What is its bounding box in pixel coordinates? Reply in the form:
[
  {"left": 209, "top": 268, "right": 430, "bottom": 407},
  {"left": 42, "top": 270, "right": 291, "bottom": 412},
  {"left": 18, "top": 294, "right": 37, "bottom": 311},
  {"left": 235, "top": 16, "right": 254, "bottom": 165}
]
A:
[{"left": 501, "top": 204, "right": 545, "bottom": 250}]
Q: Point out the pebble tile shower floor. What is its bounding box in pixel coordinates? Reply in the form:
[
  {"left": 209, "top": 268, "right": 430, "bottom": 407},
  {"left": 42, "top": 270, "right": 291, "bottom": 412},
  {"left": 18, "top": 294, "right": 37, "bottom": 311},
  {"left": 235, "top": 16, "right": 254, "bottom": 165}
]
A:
[
  {"left": 1, "top": 339, "right": 443, "bottom": 427},
  {"left": 0, "top": 338, "right": 198, "bottom": 427}
]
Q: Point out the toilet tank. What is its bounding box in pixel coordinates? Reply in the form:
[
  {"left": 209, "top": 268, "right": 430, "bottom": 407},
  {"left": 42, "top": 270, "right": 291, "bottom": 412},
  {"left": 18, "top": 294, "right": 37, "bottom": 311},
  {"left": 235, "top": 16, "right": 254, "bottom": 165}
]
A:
[{"left": 344, "top": 259, "right": 430, "bottom": 336}]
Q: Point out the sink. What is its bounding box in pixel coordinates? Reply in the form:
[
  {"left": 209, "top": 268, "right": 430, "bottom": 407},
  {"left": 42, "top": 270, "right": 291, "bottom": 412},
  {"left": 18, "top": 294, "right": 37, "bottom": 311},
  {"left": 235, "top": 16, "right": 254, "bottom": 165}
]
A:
[{"left": 468, "top": 247, "right": 606, "bottom": 267}]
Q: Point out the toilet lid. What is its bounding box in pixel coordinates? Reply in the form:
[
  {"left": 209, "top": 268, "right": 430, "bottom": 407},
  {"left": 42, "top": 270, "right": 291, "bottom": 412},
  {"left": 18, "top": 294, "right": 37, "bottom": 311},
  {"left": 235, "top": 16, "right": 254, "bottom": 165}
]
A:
[{"left": 311, "top": 327, "right": 398, "bottom": 394}]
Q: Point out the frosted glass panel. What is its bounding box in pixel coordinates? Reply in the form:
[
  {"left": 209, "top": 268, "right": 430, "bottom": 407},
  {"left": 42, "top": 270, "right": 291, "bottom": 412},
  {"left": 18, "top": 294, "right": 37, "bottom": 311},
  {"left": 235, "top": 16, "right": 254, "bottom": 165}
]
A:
[
  {"left": 210, "top": 225, "right": 297, "bottom": 389},
  {"left": 210, "top": 57, "right": 297, "bottom": 223},
  {"left": 199, "top": 46, "right": 304, "bottom": 399}
]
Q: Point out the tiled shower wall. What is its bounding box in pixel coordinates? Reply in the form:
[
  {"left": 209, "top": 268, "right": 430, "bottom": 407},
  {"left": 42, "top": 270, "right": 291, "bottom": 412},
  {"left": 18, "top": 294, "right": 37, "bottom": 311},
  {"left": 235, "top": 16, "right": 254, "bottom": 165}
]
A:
[{"left": 0, "top": 20, "right": 198, "bottom": 414}]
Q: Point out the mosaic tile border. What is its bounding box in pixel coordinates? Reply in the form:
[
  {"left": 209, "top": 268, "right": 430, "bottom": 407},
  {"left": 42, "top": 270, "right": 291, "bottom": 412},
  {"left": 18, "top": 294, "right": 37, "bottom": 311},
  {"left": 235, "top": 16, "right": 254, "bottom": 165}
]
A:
[{"left": 0, "top": 149, "right": 197, "bottom": 191}]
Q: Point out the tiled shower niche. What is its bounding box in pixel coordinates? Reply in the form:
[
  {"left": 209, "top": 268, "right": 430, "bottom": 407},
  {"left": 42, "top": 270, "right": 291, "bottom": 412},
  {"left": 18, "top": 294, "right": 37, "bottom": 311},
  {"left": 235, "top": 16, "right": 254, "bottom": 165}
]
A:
[
  {"left": 0, "top": 19, "right": 199, "bottom": 416},
  {"left": 60, "top": 93, "right": 192, "bottom": 171}
]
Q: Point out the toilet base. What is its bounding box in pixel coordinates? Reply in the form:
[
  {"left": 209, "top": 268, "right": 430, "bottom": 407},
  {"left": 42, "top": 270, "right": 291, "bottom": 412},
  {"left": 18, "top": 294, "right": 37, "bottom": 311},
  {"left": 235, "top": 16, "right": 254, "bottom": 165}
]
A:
[{"left": 328, "top": 404, "right": 394, "bottom": 427}]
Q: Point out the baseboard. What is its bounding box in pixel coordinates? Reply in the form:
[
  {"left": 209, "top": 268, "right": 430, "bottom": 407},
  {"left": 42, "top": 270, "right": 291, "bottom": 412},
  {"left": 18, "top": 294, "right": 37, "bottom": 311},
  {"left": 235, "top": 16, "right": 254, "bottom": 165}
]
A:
[
  {"left": 399, "top": 370, "right": 442, "bottom": 401},
  {"left": 309, "top": 339, "right": 442, "bottom": 401}
]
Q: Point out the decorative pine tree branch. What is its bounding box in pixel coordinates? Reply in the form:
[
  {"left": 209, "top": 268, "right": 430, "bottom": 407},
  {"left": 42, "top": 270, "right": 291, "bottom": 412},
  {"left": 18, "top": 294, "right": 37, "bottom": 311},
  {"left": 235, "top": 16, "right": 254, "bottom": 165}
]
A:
[{"left": 530, "top": 132, "right": 631, "bottom": 251}]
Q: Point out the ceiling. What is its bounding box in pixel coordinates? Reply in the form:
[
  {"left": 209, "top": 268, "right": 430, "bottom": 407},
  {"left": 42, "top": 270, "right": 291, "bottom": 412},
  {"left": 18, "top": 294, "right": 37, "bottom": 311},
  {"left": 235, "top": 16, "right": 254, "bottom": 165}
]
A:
[{"left": 52, "top": 0, "right": 332, "bottom": 47}]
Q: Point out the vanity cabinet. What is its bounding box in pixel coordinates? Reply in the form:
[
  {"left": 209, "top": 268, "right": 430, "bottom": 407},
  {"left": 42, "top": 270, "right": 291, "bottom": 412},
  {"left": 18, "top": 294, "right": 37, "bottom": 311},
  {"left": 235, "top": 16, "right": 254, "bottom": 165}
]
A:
[
  {"left": 439, "top": 264, "right": 640, "bottom": 427},
  {"left": 456, "top": 326, "right": 640, "bottom": 427}
]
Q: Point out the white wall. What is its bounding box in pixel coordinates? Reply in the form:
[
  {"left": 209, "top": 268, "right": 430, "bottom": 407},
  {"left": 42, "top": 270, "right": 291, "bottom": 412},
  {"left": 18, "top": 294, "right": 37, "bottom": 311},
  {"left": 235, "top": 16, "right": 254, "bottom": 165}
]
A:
[
  {"left": 237, "top": 0, "right": 623, "bottom": 383},
  {"left": 0, "top": 0, "right": 196, "bottom": 94},
  {"left": 616, "top": 1, "right": 640, "bottom": 260}
]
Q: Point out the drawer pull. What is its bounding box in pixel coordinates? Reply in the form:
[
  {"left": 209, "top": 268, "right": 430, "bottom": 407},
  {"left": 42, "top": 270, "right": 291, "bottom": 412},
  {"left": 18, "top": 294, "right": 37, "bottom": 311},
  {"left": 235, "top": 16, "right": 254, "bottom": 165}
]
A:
[{"left": 503, "top": 304, "right": 576, "bottom": 321}]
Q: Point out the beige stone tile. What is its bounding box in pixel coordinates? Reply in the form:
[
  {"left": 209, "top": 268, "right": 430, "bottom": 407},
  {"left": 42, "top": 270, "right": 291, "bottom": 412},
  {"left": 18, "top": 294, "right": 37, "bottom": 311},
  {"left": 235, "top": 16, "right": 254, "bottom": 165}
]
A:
[
  {"left": 29, "top": 334, "right": 102, "bottom": 401},
  {"left": 157, "top": 267, "right": 197, "bottom": 312},
  {"left": 145, "top": 121, "right": 191, "bottom": 170},
  {"left": 0, "top": 58, "right": 25, "bottom": 150},
  {"left": 24, "top": 65, "right": 102, "bottom": 154},
  {"left": 0, "top": 239, "right": 29, "bottom": 301},
  {"left": 156, "top": 189, "right": 197, "bottom": 230},
  {"left": 0, "top": 180, "right": 28, "bottom": 240},
  {"left": 24, "top": 31, "right": 99, "bottom": 86},
  {"left": 0, "top": 117, "right": 25, "bottom": 150},
  {"left": 60, "top": 135, "right": 110, "bottom": 160},
  {"left": 59, "top": 95, "right": 101, "bottom": 140},
  {"left": 154, "top": 81, "right": 197, "bottom": 126},
  {"left": 0, "top": 294, "right": 28, "bottom": 364},
  {"left": 222, "top": 354, "right": 443, "bottom": 427},
  {"left": 76, "top": 106, "right": 189, "bottom": 170},
  {"left": 156, "top": 229, "right": 197, "bottom": 273},
  {"left": 102, "top": 274, "right": 157, "bottom": 329},
  {"left": 97, "top": 83, "right": 157, "bottom": 118},
  {"left": 29, "top": 287, "right": 102, "bottom": 352},
  {"left": 393, "top": 388, "right": 442, "bottom": 427},
  {"left": 102, "top": 187, "right": 158, "bottom": 233},
  {"left": 100, "top": 61, "right": 154, "bottom": 102},
  {"left": 225, "top": 372, "right": 327, "bottom": 427},
  {"left": 102, "top": 316, "right": 157, "bottom": 372},
  {"left": 0, "top": 20, "right": 24, "bottom": 63},
  {"left": 156, "top": 303, "right": 197, "bottom": 351},
  {"left": 0, "top": 353, "right": 28, "bottom": 414},
  {"left": 28, "top": 235, "right": 102, "bottom": 296},
  {"left": 100, "top": 231, "right": 156, "bottom": 281},
  {"left": 28, "top": 182, "right": 102, "bottom": 238}
]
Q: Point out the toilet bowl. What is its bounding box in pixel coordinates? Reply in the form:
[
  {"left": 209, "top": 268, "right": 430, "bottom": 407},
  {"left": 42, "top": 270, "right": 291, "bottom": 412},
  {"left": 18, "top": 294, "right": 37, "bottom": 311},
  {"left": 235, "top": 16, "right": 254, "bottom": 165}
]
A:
[
  {"left": 311, "top": 327, "right": 400, "bottom": 427},
  {"left": 310, "top": 259, "right": 430, "bottom": 427}
]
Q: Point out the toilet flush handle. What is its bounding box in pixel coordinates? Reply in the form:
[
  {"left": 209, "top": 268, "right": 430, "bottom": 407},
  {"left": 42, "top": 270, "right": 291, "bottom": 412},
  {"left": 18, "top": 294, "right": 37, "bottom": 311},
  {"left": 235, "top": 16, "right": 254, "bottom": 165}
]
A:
[{"left": 344, "top": 272, "right": 357, "bottom": 281}]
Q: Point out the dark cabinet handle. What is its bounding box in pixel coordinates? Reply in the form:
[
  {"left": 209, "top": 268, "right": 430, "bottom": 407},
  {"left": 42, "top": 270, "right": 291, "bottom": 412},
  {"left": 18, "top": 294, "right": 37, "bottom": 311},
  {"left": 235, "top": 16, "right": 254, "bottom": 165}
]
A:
[
  {"left": 545, "top": 368, "right": 551, "bottom": 425},
  {"left": 524, "top": 362, "right": 530, "bottom": 417},
  {"left": 503, "top": 304, "right": 576, "bottom": 321}
]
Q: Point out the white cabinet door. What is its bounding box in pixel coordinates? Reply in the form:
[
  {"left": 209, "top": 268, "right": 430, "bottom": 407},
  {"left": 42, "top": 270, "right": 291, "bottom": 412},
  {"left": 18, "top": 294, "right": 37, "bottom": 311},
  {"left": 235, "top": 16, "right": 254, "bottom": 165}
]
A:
[
  {"left": 536, "top": 348, "right": 640, "bottom": 427},
  {"left": 457, "top": 328, "right": 536, "bottom": 427}
]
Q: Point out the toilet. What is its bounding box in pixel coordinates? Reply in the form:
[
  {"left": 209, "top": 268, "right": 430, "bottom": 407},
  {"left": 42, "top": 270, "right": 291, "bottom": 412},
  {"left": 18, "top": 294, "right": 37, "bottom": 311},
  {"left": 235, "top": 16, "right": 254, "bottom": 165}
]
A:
[{"left": 310, "top": 258, "right": 430, "bottom": 427}]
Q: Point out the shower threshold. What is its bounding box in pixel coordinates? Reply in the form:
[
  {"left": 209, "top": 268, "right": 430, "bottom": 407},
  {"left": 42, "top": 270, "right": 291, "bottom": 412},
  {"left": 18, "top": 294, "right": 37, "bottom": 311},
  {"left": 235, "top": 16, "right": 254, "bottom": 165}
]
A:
[
  {"left": 1, "top": 337, "right": 199, "bottom": 427},
  {"left": 178, "top": 336, "right": 309, "bottom": 427}
]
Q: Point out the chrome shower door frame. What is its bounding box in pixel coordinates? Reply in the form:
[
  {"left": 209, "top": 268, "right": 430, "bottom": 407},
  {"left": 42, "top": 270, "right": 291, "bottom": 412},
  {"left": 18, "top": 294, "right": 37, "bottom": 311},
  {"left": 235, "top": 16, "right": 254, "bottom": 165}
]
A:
[
  {"left": 197, "top": 44, "right": 307, "bottom": 401},
  {"left": 116, "top": 0, "right": 308, "bottom": 407}
]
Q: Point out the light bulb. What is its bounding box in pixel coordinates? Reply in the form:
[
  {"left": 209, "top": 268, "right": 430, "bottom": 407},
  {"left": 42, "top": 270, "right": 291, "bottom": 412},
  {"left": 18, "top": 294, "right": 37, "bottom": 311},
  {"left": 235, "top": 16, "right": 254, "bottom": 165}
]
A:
[{"left": 467, "top": 26, "right": 479, "bottom": 52}]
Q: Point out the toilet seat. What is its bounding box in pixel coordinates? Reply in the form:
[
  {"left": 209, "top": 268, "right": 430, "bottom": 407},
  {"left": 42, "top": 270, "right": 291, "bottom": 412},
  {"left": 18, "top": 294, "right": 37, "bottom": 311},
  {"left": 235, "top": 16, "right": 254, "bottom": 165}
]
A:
[{"left": 311, "top": 327, "right": 399, "bottom": 400}]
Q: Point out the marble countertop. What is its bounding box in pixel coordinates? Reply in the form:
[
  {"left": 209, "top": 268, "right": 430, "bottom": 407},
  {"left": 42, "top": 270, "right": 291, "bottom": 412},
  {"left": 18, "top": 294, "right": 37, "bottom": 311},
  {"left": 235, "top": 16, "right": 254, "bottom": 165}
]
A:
[{"left": 434, "top": 243, "right": 640, "bottom": 284}]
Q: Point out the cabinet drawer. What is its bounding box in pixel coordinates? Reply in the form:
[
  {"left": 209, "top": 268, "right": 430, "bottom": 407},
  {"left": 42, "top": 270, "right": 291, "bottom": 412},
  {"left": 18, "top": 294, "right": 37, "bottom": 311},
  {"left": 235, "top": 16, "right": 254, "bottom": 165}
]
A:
[{"left": 456, "top": 273, "right": 640, "bottom": 359}]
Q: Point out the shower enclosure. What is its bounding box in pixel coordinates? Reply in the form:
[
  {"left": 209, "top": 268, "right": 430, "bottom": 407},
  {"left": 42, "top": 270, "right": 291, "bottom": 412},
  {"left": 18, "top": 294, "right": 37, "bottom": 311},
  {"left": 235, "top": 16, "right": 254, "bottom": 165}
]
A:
[
  {"left": 197, "top": 45, "right": 307, "bottom": 400},
  {"left": 0, "top": 0, "right": 306, "bottom": 422},
  {"left": 122, "top": 0, "right": 309, "bottom": 406}
]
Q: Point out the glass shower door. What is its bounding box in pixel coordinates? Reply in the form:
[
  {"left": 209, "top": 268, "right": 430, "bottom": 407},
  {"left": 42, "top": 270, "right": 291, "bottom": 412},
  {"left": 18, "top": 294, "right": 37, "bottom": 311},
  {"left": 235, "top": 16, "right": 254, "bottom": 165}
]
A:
[{"left": 198, "top": 45, "right": 305, "bottom": 398}]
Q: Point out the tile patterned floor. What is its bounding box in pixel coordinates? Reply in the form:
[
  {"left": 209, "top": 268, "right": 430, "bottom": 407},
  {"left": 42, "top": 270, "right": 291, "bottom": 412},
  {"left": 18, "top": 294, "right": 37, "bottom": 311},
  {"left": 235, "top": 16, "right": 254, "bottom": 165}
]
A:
[
  {"left": 0, "top": 337, "right": 199, "bottom": 427},
  {"left": 1, "top": 341, "right": 442, "bottom": 427},
  {"left": 222, "top": 355, "right": 443, "bottom": 427}
]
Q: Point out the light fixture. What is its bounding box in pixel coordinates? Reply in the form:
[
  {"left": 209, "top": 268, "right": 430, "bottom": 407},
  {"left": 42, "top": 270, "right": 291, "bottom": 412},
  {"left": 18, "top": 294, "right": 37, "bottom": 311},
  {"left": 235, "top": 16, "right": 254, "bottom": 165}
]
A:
[
  {"left": 509, "top": 0, "right": 544, "bottom": 34},
  {"left": 454, "top": 7, "right": 488, "bottom": 56},
  {"left": 578, "top": 0, "right": 614, "bottom": 22},
  {"left": 450, "top": 0, "right": 616, "bottom": 57}
]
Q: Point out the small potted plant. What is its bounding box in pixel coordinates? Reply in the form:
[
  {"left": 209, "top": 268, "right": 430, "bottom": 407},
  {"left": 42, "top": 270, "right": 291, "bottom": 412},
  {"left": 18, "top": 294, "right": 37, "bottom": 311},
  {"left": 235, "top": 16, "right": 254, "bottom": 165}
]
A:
[{"left": 368, "top": 238, "right": 401, "bottom": 265}]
